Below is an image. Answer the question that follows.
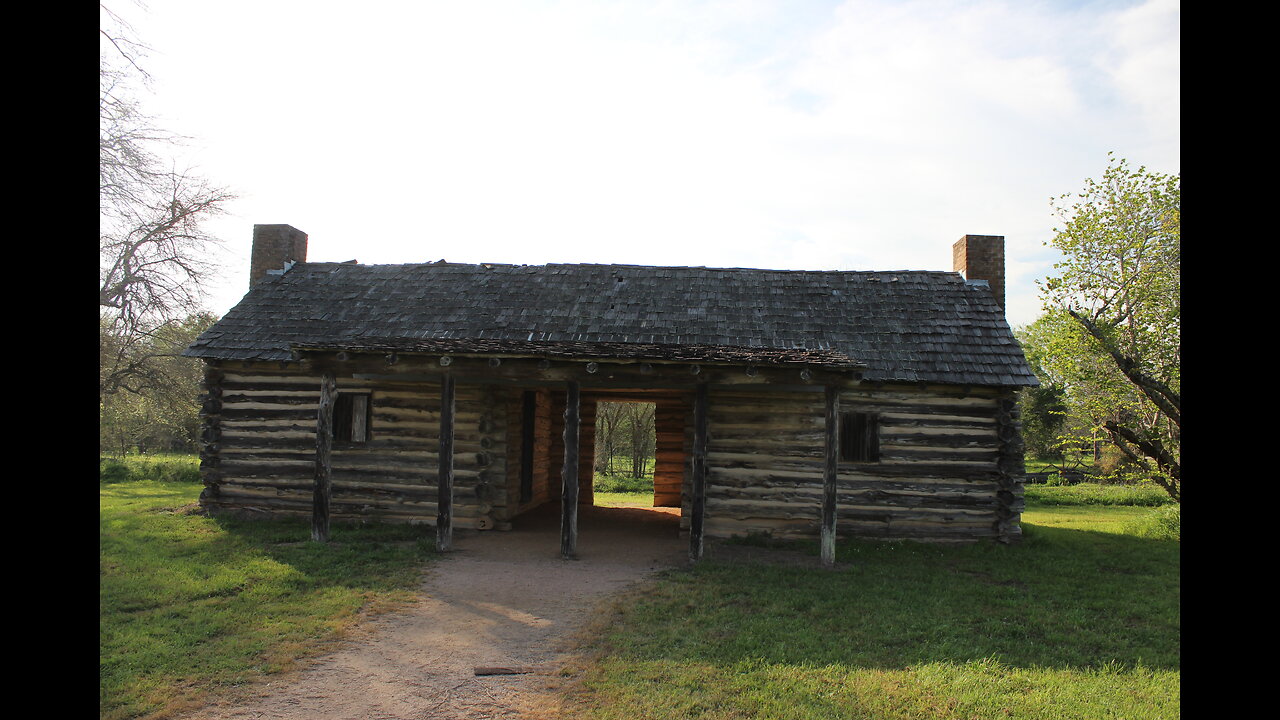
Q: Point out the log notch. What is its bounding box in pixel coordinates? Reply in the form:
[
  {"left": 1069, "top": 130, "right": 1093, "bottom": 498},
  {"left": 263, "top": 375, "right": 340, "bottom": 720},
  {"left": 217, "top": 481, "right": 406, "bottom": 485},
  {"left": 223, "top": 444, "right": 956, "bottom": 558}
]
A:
[
  {"left": 437, "top": 373, "right": 456, "bottom": 551},
  {"left": 561, "top": 380, "right": 580, "bottom": 559},
  {"left": 821, "top": 385, "right": 839, "bottom": 567},
  {"left": 197, "top": 364, "right": 224, "bottom": 506},
  {"left": 689, "top": 382, "right": 709, "bottom": 561},
  {"left": 312, "top": 372, "right": 336, "bottom": 542},
  {"left": 993, "top": 388, "right": 1025, "bottom": 543}
]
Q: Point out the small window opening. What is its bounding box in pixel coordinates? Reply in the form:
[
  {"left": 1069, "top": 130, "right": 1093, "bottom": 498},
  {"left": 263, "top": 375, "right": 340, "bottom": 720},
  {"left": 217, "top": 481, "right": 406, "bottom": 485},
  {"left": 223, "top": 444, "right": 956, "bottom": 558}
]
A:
[
  {"left": 839, "top": 412, "right": 879, "bottom": 462},
  {"left": 333, "top": 393, "right": 371, "bottom": 443}
]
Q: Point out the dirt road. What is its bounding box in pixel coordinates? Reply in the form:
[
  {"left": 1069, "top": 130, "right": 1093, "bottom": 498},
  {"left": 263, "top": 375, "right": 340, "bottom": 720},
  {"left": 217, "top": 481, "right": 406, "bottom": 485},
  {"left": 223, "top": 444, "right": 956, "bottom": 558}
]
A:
[{"left": 178, "top": 505, "right": 688, "bottom": 720}]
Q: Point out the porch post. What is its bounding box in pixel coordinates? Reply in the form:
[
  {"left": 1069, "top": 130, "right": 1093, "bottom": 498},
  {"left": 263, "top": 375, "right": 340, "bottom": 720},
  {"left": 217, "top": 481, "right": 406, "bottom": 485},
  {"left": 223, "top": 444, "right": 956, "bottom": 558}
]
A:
[
  {"left": 561, "top": 380, "right": 580, "bottom": 559},
  {"left": 437, "top": 373, "right": 455, "bottom": 552},
  {"left": 689, "top": 382, "right": 709, "bottom": 561},
  {"left": 312, "top": 371, "right": 336, "bottom": 542},
  {"left": 821, "top": 385, "right": 839, "bottom": 567}
]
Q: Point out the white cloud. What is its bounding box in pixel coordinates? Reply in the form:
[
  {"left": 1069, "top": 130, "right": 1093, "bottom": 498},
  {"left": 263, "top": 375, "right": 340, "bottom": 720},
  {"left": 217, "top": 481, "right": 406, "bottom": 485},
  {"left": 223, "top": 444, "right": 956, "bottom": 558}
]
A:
[{"left": 118, "top": 0, "right": 1179, "bottom": 330}]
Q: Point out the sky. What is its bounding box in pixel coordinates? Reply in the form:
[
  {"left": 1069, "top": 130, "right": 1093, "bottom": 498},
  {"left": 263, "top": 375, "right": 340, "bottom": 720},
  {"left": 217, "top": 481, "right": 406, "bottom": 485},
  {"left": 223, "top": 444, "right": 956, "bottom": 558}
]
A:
[{"left": 105, "top": 0, "right": 1179, "bottom": 330}]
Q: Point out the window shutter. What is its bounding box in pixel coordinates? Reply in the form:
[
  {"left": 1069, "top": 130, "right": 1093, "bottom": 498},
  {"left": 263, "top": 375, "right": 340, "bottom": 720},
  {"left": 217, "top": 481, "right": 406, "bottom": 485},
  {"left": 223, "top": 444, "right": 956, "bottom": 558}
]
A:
[{"left": 350, "top": 394, "right": 369, "bottom": 442}]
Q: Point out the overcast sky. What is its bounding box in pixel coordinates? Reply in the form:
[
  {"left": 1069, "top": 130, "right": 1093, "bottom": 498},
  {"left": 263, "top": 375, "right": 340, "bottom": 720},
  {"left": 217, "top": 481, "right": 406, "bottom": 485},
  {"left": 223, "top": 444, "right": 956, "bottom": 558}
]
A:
[{"left": 107, "top": 0, "right": 1179, "bottom": 330}]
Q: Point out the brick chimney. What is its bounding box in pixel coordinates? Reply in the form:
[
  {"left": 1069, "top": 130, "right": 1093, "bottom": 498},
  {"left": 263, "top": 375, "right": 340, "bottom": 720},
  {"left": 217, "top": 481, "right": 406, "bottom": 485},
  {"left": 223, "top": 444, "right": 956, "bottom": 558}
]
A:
[
  {"left": 952, "top": 234, "right": 1005, "bottom": 311},
  {"left": 250, "top": 224, "right": 308, "bottom": 287}
]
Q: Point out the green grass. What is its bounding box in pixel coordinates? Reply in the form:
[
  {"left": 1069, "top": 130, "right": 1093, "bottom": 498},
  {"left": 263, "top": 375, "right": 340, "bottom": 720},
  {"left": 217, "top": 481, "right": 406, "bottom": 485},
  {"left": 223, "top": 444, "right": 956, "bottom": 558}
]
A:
[
  {"left": 595, "top": 491, "right": 654, "bottom": 508},
  {"left": 102, "top": 454, "right": 1179, "bottom": 719},
  {"left": 100, "top": 462, "right": 437, "bottom": 720},
  {"left": 1023, "top": 482, "right": 1173, "bottom": 507},
  {"left": 565, "top": 487, "right": 1180, "bottom": 720}
]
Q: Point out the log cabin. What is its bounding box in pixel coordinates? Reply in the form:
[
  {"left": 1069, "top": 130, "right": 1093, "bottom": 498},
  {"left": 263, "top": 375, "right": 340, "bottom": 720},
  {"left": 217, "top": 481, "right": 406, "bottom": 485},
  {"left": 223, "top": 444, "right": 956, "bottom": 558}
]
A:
[{"left": 185, "top": 225, "right": 1038, "bottom": 563}]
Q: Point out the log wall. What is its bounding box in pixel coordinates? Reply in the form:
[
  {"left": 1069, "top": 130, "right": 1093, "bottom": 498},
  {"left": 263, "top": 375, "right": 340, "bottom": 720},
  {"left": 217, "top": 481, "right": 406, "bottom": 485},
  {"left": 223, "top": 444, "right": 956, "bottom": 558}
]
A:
[
  {"left": 199, "top": 363, "right": 506, "bottom": 530},
  {"left": 198, "top": 362, "right": 1023, "bottom": 543},
  {"left": 701, "top": 384, "right": 1024, "bottom": 543}
]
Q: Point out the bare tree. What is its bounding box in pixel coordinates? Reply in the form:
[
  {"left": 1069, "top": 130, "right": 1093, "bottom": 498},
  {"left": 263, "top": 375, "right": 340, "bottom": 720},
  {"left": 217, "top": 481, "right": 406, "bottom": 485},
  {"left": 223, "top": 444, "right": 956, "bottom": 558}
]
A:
[
  {"left": 624, "top": 403, "right": 656, "bottom": 478},
  {"left": 100, "top": 3, "right": 234, "bottom": 399},
  {"left": 594, "top": 402, "right": 627, "bottom": 476}
]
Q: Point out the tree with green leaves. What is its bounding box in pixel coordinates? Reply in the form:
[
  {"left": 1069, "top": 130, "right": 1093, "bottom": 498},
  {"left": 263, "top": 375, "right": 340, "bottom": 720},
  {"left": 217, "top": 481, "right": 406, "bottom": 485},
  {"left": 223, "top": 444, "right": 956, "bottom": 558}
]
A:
[
  {"left": 101, "top": 312, "right": 219, "bottom": 455},
  {"left": 1035, "top": 154, "right": 1179, "bottom": 500}
]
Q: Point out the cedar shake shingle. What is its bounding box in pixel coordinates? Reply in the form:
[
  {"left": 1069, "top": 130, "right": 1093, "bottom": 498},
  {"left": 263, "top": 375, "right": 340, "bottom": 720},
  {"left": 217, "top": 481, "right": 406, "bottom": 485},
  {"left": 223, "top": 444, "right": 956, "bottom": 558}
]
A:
[{"left": 185, "top": 261, "right": 1038, "bottom": 387}]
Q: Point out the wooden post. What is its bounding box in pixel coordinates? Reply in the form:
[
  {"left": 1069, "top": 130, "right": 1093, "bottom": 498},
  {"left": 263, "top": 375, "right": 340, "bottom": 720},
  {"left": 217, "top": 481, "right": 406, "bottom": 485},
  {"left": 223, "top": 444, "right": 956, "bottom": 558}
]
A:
[
  {"left": 312, "top": 372, "right": 336, "bottom": 542},
  {"left": 561, "top": 380, "right": 580, "bottom": 559},
  {"left": 689, "top": 382, "right": 708, "bottom": 561},
  {"left": 821, "top": 385, "right": 839, "bottom": 567},
  {"left": 437, "top": 373, "right": 455, "bottom": 552}
]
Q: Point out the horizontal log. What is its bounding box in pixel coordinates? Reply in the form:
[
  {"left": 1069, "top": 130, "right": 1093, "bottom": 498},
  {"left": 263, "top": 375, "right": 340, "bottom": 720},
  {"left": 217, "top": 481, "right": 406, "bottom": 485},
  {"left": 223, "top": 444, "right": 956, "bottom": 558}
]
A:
[
  {"left": 708, "top": 482, "right": 1007, "bottom": 506},
  {"left": 703, "top": 515, "right": 1000, "bottom": 541},
  {"left": 709, "top": 462, "right": 1003, "bottom": 482}
]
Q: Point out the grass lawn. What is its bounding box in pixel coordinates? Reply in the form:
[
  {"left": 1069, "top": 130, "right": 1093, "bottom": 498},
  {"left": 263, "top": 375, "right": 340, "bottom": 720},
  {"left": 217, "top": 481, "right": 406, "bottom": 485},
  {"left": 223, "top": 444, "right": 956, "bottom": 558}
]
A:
[
  {"left": 563, "top": 485, "right": 1180, "bottom": 720},
  {"left": 100, "top": 459, "right": 437, "bottom": 720},
  {"left": 102, "top": 455, "right": 1178, "bottom": 720}
]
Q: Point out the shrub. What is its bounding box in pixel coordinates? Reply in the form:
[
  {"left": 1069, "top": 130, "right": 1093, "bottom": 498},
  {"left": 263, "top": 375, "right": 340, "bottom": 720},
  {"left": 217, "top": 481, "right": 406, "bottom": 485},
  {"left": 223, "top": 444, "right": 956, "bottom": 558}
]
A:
[
  {"left": 100, "top": 454, "right": 201, "bottom": 484},
  {"left": 1023, "top": 482, "right": 1173, "bottom": 507},
  {"left": 594, "top": 474, "right": 653, "bottom": 494},
  {"left": 1124, "top": 504, "right": 1180, "bottom": 541},
  {"left": 1095, "top": 446, "right": 1143, "bottom": 482},
  {"left": 99, "top": 460, "right": 133, "bottom": 484}
]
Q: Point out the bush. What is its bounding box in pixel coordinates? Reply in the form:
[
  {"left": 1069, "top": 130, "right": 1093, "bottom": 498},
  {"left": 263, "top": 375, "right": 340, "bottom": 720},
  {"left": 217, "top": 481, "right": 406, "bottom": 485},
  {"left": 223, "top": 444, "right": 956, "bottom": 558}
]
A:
[
  {"left": 100, "top": 454, "right": 201, "bottom": 484},
  {"left": 1124, "top": 505, "right": 1180, "bottom": 541},
  {"left": 99, "top": 460, "right": 133, "bottom": 484},
  {"left": 594, "top": 474, "right": 653, "bottom": 494},
  {"left": 1024, "top": 482, "right": 1173, "bottom": 507},
  {"left": 1095, "top": 446, "right": 1143, "bottom": 481}
]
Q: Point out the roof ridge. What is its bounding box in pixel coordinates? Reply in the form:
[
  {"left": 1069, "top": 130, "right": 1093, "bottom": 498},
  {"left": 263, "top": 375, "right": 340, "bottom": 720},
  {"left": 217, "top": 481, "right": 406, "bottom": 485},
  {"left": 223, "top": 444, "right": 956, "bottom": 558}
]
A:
[{"left": 291, "top": 260, "right": 962, "bottom": 276}]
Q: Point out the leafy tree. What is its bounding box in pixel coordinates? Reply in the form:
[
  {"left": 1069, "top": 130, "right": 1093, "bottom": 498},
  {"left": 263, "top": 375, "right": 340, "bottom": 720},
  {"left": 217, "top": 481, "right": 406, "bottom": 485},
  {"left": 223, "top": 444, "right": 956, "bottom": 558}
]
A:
[
  {"left": 1015, "top": 320, "right": 1069, "bottom": 461},
  {"left": 1036, "top": 154, "right": 1180, "bottom": 500},
  {"left": 101, "top": 312, "right": 219, "bottom": 455}
]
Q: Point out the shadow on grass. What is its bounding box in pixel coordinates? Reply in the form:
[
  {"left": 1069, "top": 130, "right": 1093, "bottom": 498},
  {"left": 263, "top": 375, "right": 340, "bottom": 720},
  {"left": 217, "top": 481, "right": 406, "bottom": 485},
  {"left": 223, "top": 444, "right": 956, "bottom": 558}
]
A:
[{"left": 100, "top": 482, "right": 441, "bottom": 720}]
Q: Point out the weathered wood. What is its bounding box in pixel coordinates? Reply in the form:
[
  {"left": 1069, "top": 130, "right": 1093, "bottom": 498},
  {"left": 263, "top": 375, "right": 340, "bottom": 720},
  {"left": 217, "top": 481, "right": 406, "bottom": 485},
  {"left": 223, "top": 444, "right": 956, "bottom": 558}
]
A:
[
  {"left": 690, "top": 382, "right": 709, "bottom": 561},
  {"left": 204, "top": 361, "right": 1023, "bottom": 545},
  {"left": 474, "top": 666, "right": 538, "bottom": 676},
  {"left": 312, "top": 372, "right": 336, "bottom": 542},
  {"left": 821, "top": 385, "right": 838, "bottom": 568},
  {"left": 437, "top": 373, "right": 455, "bottom": 551},
  {"left": 299, "top": 350, "right": 861, "bottom": 389},
  {"left": 578, "top": 397, "right": 596, "bottom": 506},
  {"left": 561, "top": 380, "right": 580, "bottom": 559},
  {"left": 653, "top": 397, "right": 687, "bottom": 507}
]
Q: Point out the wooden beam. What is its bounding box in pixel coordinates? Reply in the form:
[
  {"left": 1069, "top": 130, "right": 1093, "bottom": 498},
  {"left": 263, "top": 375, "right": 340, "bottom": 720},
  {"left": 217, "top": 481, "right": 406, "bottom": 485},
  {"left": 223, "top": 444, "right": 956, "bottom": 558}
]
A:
[
  {"left": 690, "top": 382, "right": 709, "bottom": 561},
  {"left": 300, "top": 351, "right": 861, "bottom": 389},
  {"left": 561, "top": 380, "right": 580, "bottom": 559},
  {"left": 821, "top": 385, "right": 839, "bottom": 567},
  {"left": 312, "top": 372, "right": 336, "bottom": 542},
  {"left": 437, "top": 372, "right": 455, "bottom": 551}
]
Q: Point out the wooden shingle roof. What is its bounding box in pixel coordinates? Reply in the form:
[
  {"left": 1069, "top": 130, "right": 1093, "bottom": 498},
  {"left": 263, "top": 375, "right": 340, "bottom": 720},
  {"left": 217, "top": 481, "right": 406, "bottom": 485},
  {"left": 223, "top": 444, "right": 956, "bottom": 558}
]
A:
[{"left": 185, "top": 261, "right": 1038, "bottom": 387}]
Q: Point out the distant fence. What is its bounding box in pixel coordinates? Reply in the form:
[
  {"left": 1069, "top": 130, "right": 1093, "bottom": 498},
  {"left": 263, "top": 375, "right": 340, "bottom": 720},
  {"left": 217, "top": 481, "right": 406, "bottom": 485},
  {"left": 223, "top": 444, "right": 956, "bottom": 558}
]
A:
[{"left": 1023, "top": 469, "right": 1091, "bottom": 485}]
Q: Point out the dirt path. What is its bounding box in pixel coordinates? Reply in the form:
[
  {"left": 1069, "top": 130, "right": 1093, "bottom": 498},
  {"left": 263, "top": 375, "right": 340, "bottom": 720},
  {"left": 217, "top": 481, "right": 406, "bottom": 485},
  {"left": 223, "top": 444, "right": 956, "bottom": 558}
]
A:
[{"left": 179, "top": 505, "right": 689, "bottom": 720}]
